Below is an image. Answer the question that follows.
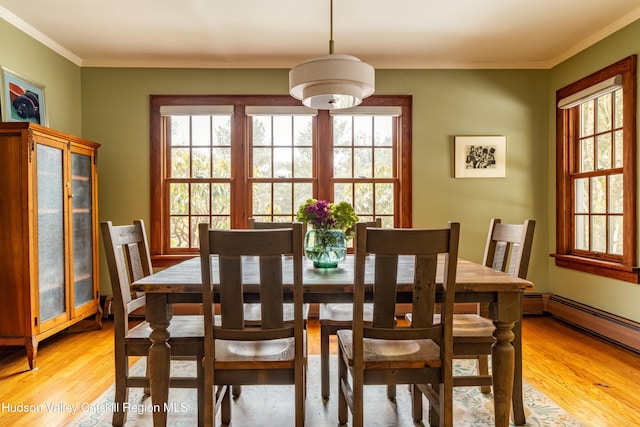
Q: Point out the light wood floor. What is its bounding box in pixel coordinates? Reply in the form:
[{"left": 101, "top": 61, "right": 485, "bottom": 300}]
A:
[{"left": 1, "top": 315, "right": 639, "bottom": 426}]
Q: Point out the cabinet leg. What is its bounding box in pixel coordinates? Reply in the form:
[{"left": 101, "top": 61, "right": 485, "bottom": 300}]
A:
[
  {"left": 25, "top": 337, "right": 38, "bottom": 370},
  {"left": 95, "top": 309, "right": 103, "bottom": 329}
]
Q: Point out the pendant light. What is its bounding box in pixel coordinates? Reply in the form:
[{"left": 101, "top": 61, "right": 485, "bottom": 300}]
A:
[{"left": 289, "top": 0, "right": 375, "bottom": 110}]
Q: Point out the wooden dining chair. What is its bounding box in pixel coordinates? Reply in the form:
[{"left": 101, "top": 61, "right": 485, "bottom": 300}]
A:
[
  {"left": 199, "top": 222, "right": 307, "bottom": 427},
  {"left": 406, "top": 218, "right": 535, "bottom": 424},
  {"left": 246, "top": 218, "right": 309, "bottom": 325},
  {"left": 100, "top": 220, "right": 205, "bottom": 427},
  {"left": 337, "top": 222, "right": 460, "bottom": 427},
  {"left": 318, "top": 219, "right": 381, "bottom": 400}
]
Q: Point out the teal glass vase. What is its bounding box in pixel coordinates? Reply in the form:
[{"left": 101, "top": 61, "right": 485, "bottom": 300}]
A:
[{"left": 304, "top": 228, "right": 347, "bottom": 268}]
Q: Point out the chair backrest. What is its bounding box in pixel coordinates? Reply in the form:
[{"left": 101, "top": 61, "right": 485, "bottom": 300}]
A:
[
  {"left": 353, "top": 222, "right": 460, "bottom": 354},
  {"left": 248, "top": 218, "right": 297, "bottom": 229},
  {"left": 199, "top": 222, "right": 304, "bottom": 344},
  {"left": 482, "top": 219, "right": 535, "bottom": 279},
  {"left": 100, "top": 220, "right": 152, "bottom": 336}
]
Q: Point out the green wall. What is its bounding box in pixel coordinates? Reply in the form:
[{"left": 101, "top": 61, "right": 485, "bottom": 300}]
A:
[
  {"left": 548, "top": 19, "right": 640, "bottom": 322},
  {"left": 0, "top": 20, "right": 82, "bottom": 134},
  {"left": 81, "top": 67, "right": 549, "bottom": 296}
]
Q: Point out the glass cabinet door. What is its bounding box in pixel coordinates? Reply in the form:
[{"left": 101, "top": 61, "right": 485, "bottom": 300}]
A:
[
  {"left": 36, "top": 143, "right": 66, "bottom": 323},
  {"left": 71, "top": 152, "right": 94, "bottom": 308}
]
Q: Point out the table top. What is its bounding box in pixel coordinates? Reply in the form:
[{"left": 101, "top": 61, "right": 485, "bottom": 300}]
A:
[{"left": 133, "top": 255, "right": 533, "bottom": 296}]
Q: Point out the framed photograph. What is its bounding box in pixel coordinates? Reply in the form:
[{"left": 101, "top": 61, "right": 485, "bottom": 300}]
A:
[
  {"left": 1, "top": 66, "right": 47, "bottom": 126},
  {"left": 454, "top": 135, "right": 506, "bottom": 178}
]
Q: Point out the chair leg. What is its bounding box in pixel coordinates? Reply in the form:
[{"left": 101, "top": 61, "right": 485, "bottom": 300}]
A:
[
  {"left": 512, "top": 320, "right": 526, "bottom": 425},
  {"left": 196, "top": 349, "right": 205, "bottom": 427},
  {"left": 320, "top": 324, "right": 331, "bottom": 400},
  {"left": 386, "top": 384, "right": 396, "bottom": 401},
  {"left": 477, "top": 355, "right": 491, "bottom": 393},
  {"left": 411, "top": 384, "right": 423, "bottom": 423},
  {"left": 112, "top": 350, "right": 129, "bottom": 427},
  {"left": 221, "top": 384, "right": 232, "bottom": 425},
  {"left": 337, "top": 346, "right": 348, "bottom": 425}
]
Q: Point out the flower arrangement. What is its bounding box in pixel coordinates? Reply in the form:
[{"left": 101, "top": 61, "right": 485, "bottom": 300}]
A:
[{"left": 296, "top": 199, "right": 359, "bottom": 239}]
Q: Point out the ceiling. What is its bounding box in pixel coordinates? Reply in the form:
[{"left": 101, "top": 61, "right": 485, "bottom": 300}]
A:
[{"left": 1, "top": 0, "right": 640, "bottom": 69}]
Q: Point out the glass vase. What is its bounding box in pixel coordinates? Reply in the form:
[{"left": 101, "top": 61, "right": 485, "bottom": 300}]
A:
[{"left": 304, "top": 228, "right": 347, "bottom": 268}]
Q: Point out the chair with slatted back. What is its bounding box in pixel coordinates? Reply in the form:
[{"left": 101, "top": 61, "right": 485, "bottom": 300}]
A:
[
  {"left": 318, "top": 219, "right": 380, "bottom": 400},
  {"left": 100, "top": 220, "right": 204, "bottom": 427},
  {"left": 337, "top": 222, "right": 460, "bottom": 427},
  {"left": 406, "top": 218, "right": 535, "bottom": 424},
  {"left": 199, "top": 222, "right": 307, "bottom": 427},
  {"left": 454, "top": 218, "right": 535, "bottom": 422},
  {"left": 246, "top": 218, "right": 309, "bottom": 325}
]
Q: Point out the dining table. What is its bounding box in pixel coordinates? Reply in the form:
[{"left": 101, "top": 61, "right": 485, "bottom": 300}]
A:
[{"left": 131, "top": 254, "right": 533, "bottom": 427}]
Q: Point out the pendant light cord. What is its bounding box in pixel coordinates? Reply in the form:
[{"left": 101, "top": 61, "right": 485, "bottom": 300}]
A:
[{"left": 329, "top": 0, "right": 334, "bottom": 54}]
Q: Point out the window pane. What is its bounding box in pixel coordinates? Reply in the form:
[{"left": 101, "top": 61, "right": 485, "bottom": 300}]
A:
[
  {"left": 211, "top": 183, "right": 230, "bottom": 214},
  {"left": 190, "top": 183, "right": 210, "bottom": 215},
  {"left": 170, "top": 216, "right": 189, "bottom": 248},
  {"left": 334, "top": 147, "right": 352, "bottom": 178},
  {"left": 252, "top": 183, "right": 272, "bottom": 215},
  {"left": 253, "top": 116, "right": 271, "bottom": 146},
  {"left": 293, "top": 183, "right": 313, "bottom": 211},
  {"left": 596, "top": 134, "right": 612, "bottom": 170},
  {"left": 590, "top": 176, "right": 606, "bottom": 213},
  {"left": 171, "top": 147, "right": 190, "bottom": 178},
  {"left": 609, "top": 216, "right": 623, "bottom": 255},
  {"left": 293, "top": 147, "right": 312, "bottom": 177},
  {"left": 354, "top": 183, "right": 374, "bottom": 214},
  {"left": 212, "top": 147, "right": 231, "bottom": 178},
  {"left": 580, "top": 100, "right": 594, "bottom": 137},
  {"left": 293, "top": 116, "right": 312, "bottom": 146},
  {"left": 170, "top": 116, "right": 190, "bottom": 146},
  {"left": 334, "top": 183, "right": 353, "bottom": 205},
  {"left": 614, "top": 130, "right": 623, "bottom": 168},
  {"left": 273, "top": 183, "right": 292, "bottom": 215},
  {"left": 574, "top": 178, "right": 588, "bottom": 214},
  {"left": 591, "top": 215, "right": 606, "bottom": 252},
  {"left": 273, "top": 116, "right": 293, "bottom": 146},
  {"left": 334, "top": 116, "right": 351, "bottom": 146},
  {"left": 212, "top": 116, "right": 231, "bottom": 146},
  {"left": 274, "top": 147, "right": 292, "bottom": 178},
  {"left": 192, "top": 147, "right": 211, "bottom": 178},
  {"left": 375, "top": 183, "right": 395, "bottom": 215},
  {"left": 353, "top": 116, "right": 372, "bottom": 146},
  {"left": 209, "top": 216, "right": 230, "bottom": 230},
  {"left": 190, "top": 216, "right": 209, "bottom": 247},
  {"left": 253, "top": 147, "right": 272, "bottom": 178},
  {"left": 574, "top": 215, "right": 588, "bottom": 250},
  {"left": 580, "top": 137, "right": 594, "bottom": 172},
  {"left": 170, "top": 183, "right": 189, "bottom": 214},
  {"left": 374, "top": 147, "right": 393, "bottom": 178},
  {"left": 354, "top": 148, "right": 372, "bottom": 178},
  {"left": 192, "top": 116, "right": 211, "bottom": 146},
  {"left": 613, "top": 89, "right": 623, "bottom": 129},
  {"left": 596, "top": 92, "right": 612, "bottom": 133},
  {"left": 608, "top": 174, "right": 623, "bottom": 213},
  {"left": 374, "top": 116, "right": 393, "bottom": 146}
]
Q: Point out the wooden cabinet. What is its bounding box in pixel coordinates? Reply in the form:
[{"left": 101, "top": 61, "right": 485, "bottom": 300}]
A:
[{"left": 0, "top": 122, "right": 101, "bottom": 369}]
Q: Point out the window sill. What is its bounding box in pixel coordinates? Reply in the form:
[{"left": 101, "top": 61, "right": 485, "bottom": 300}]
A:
[
  {"left": 152, "top": 254, "right": 198, "bottom": 269},
  {"left": 551, "top": 254, "right": 640, "bottom": 283}
]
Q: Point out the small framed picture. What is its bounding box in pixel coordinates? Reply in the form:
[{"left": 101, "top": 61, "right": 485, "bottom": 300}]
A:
[
  {"left": 454, "top": 136, "right": 506, "bottom": 178},
  {"left": 1, "top": 66, "right": 47, "bottom": 126}
]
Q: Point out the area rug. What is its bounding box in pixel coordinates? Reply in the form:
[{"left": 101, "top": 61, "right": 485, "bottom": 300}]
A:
[{"left": 70, "top": 356, "right": 583, "bottom": 426}]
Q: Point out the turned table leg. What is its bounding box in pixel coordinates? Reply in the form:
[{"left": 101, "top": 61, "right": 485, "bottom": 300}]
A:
[
  {"left": 492, "top": 320, "right": 515, "bottom": 427},
  {"left": 146, "top": 293, "right": 172, "bottom": 427}
]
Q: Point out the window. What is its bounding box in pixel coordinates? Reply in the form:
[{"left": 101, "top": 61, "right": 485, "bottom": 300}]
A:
[
  {"left": 553, "top": 55, "right": 639, "bottom": 283},
  {"left": 150, "top": 95, "right": 412, "bottom": 265}
]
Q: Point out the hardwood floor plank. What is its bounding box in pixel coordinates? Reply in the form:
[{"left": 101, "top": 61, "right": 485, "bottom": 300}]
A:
[{"left": 1, "top": 315, "right": 639, "bottom": 426}]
